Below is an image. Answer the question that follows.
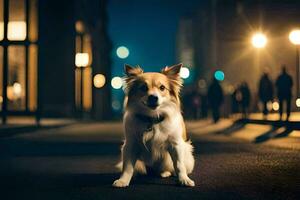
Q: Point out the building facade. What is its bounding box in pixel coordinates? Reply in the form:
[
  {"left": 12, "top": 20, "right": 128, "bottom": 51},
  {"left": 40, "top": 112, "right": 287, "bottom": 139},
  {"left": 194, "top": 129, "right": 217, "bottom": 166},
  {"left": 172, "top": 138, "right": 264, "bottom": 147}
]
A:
[{"left": 0, "top": 0, "right": 112, "bottom": 123}]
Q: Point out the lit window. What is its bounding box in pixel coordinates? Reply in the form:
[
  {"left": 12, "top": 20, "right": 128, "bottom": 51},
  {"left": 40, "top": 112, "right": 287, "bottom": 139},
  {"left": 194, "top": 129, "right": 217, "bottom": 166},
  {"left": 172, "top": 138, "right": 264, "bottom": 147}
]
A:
[{"left": 75, "top": 53, "right": 89, "bottom": 67}]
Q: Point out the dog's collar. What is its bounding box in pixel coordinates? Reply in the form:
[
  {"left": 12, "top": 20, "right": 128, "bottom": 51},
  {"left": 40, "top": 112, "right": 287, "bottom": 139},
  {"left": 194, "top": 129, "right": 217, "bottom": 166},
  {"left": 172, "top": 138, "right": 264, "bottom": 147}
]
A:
[
  {"left": 135, "top": 114, "right": 165, "bottom": 132},
  {"left": 135, "top": 114, "right": 165, "bottom": 124}
]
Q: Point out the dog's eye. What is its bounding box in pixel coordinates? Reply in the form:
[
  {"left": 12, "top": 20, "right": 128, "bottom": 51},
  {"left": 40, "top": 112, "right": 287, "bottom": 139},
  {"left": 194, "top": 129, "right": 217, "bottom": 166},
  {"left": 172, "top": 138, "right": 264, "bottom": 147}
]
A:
[
  {"left": 159, "top": 85, "right": 166, "bottom": 91},
  {"left": 140, "top": 84, "right": 148, "bottom": 92}
]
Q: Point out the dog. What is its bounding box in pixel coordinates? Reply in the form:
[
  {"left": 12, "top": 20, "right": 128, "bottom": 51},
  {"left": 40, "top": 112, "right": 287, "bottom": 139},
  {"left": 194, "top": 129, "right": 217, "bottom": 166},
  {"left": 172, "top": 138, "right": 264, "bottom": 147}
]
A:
[{"left": 112, "top": 63, "right": 195, "bottom": 187}]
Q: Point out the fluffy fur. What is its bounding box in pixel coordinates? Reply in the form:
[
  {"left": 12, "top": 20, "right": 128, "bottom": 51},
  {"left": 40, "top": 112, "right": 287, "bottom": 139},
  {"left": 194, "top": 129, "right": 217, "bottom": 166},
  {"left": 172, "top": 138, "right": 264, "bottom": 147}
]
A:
[{"left": 112, "top": 63, "right": 195, "bottom": 187}]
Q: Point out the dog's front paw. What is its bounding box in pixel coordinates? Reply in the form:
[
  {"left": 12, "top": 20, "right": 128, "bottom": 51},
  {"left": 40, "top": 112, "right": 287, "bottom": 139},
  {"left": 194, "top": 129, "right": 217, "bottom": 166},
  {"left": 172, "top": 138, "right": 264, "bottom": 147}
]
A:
[
  {"left": 178, "top": 176, "right": 195, "bottom": 187},
  {"left": 112, "top": 179, "right": 129, "bottom": 188}
]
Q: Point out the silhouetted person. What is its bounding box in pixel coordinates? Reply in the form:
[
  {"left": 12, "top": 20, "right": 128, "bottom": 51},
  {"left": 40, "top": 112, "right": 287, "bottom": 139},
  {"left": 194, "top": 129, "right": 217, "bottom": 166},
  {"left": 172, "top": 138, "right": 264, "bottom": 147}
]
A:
[
  {"left": 276, "top": 66, "right": 293, "bottom": 121},
  {"left": 258, "top": 72, "right": 273, "bottom": 117},
  {"left": 231, "top": 87, "right": 239, "bottom": 114},
  {"left": 207, "top": 77, "right": 224, "bottom": 123},
  {"left": 240, "top": 82, "right": 251, "bottom": 118}
]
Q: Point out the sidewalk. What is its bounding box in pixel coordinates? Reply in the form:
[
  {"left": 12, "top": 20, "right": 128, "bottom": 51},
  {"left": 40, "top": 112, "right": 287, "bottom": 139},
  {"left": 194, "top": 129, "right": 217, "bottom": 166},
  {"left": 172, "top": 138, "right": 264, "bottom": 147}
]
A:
[
  {"left": 0, "top": 117, "right": 76, "bottom": 137},
  {"left": 249, "top": 112, "right": 300, "bottom": 122},
  {"left": 188, "top": 114, "right": 300, "bottom": 150}
]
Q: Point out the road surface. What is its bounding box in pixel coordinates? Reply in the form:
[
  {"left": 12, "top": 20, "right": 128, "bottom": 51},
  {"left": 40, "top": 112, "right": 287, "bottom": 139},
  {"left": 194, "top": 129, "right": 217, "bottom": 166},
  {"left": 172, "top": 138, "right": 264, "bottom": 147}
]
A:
[{"left": 0, "top": 122, "right": 299, "bottom": 200}]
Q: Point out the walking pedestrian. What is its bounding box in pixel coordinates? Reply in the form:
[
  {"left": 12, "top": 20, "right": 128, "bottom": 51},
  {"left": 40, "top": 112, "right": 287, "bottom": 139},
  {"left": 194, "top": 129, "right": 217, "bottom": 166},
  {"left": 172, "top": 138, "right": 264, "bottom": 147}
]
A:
[
  {"left": 275, "top": 65, "right": 293, "bottom": 121},
  {"left": 207, "top": 77, "right": 224, "bottom": 123},
  {"left": 258, "top": 72, "right": 273, "bottom": 118},
  {"left": 240, "top": 82, "right": 251, "bottom": 118}
]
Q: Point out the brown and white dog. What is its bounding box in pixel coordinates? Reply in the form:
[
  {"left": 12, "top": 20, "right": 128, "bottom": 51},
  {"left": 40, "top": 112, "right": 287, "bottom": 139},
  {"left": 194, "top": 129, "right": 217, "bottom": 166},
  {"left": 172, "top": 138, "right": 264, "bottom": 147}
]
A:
[{"left": 112, "top": 63, "right": 195, "bottom": 187}]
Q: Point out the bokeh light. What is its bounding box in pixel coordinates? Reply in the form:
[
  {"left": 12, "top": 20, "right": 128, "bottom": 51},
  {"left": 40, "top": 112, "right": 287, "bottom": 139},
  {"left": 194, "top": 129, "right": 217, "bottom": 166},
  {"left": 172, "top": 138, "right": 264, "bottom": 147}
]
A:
[
  {"left": 180, "top": 67, "right": 190, "bottom": 79},
  {"left": 116, "top": 46, "right": 129, "bottom": 59},
  {"left": 198, "top": 79, "right": 207, "bottom": 89},
  {"left": 289, "top": 30, "right": 300, "bottom": 45},
  {"left": 112, "top": 100, "right": 121, "bottom": 111},
  {"left": 251, "top": 33, "right": 267, "bottom": 48},
  {"left": 111, "top": 76, "right": 123, "bottom": 89},
  {"left": 93, "top": 74, "right": 106, "bottom": 88},
  {"left": 75, "top": 53, "right": 89, "bottom": 67},
  {"left": 272, "top": 101, "right": 279, "bottom": 111},
  {"left": 214, "top": 70, "right": 225, "bottom": 81},
  {"left": 296, "top": 98, "right": 300, "bottom": 107},
  {"left": 13, "top": 82, "right": 22, "bottom": 97}
]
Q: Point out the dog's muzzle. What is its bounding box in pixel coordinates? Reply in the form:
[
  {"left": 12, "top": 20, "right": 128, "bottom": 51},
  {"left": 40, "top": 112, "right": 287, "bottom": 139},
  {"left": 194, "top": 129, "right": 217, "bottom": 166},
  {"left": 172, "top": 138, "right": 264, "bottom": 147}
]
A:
[{"left": 147, "top": 95, "right": 159, "bottom": 109}]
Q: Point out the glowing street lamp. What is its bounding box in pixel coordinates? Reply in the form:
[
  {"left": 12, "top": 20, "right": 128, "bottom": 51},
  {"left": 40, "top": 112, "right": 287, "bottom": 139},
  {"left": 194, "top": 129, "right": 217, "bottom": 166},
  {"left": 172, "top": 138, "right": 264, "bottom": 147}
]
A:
[
  {"left": 289, "top": 30, "right": 300, "bottom": 45},
  {"left": 289, "top": 29, "right": 300, "bottom": 101},
  {"left": 251, "top": 33, "right": 267, "bottom": 48}
]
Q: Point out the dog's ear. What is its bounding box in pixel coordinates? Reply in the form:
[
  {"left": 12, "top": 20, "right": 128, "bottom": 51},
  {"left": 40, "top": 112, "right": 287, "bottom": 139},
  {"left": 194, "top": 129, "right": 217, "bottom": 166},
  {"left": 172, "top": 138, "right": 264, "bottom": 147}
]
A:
[
  {"left": 123, "top": 64, "right": 143, "bottom": 94},
  {"left": 161, "top": 63, "right": 183, "bottom": 103},
  {"left": 161, "top": 63, "right": 182, "bottom": 76},
  {"left": 124, "top": 64, "right": 143, "bottom": 76}
]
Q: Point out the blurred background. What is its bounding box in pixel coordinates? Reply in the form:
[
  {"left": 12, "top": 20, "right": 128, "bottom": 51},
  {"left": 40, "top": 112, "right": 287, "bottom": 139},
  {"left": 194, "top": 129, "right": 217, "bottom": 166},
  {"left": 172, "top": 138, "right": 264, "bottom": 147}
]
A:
[{"left": 1, "top": 0, "right": 300, "bottom": 123}]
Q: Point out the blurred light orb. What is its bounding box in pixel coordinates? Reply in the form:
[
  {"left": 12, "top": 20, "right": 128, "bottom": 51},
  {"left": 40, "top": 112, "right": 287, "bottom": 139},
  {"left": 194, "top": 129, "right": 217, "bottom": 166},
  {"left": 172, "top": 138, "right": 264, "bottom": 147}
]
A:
[
  {"left": 296, "top": 98, "right": 300, "bottom": 107},
  {"left": 116, "top": 46, "right": 129, "bottom": 59},
  {"left": 0, "top": 96, "right": 3, "bottom": 104},
  {"left": 289, "top": 30, "right": 300, "bottom": 45},
  {"left": 13, "top": 82, "right": 22, "bottom": 97},
  {"left": 180, "top": 67, "right": 190, "bottom": 79},
  {"left": 93, "top": 74, "right": 106, "bottom": 88},
  {"left": 198, "top": 79, "right": 207, "bottom": 89},
  {"left": 112, "top": 100, "right": 121, "bottom": 111},
  {"left": 111, "top": 76, "right": 123, "bottom": 89},
  {"left": 272, "top": 101, "right": 280, "bottom": 111},
  {"left": 251, "top": 33, "right": 267, "bottom": 48},
  {"left": 75, "top": 53, "right": 89, "bottom": 67},
  {"left": 214, "top": 70, "right": 225, "bottom": 81}
]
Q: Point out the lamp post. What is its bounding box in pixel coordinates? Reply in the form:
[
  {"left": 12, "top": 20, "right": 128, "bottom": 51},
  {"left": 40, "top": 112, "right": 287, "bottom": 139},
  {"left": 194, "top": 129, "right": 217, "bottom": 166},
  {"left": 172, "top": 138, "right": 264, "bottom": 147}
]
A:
[
  {"left": 75, "top": 53, "right": 89, "bottom": 117},
  {"left": 289, "top": 30, "right": 300, "bottom": 105}
]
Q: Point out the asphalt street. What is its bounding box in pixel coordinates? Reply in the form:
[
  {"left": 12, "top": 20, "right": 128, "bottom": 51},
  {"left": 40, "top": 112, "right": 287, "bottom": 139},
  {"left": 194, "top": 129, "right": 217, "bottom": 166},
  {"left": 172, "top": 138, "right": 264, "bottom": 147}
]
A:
[{"left": 0, "top": 122, "right": 299, "bottom": 200}]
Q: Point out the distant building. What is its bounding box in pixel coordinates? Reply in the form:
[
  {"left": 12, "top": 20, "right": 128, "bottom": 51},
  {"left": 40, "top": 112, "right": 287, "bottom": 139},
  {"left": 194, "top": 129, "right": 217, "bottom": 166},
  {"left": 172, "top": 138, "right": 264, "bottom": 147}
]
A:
[
  {"left": 0, "top": 0, "right": 112, "bottom": 123},
  {"left": 176, "top": 17, "right": 194, "bottom": 69},
  {"left": 177, "top": 0, "right": 300, "bottom": 110}
]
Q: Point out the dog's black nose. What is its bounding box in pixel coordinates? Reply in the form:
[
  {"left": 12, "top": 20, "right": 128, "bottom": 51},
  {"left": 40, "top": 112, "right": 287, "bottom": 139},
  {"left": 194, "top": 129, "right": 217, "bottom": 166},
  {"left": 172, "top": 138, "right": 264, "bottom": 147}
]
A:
[{"left": 147, "top": 95, "right": 158, "bottom": 108}]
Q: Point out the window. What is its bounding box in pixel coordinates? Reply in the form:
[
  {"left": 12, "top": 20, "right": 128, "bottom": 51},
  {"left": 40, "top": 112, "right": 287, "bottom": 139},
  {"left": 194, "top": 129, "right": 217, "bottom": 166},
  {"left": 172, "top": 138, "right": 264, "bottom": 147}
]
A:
[
  {"left": 0, "top": 0, "right": 3, "bottom": 40},
  {"left": 75, "top": 20, "right": 92, "bottom": 113},
  {"left": 1, "top": 0, "right": 38, "bottom": 116},
  {"left": 7, "top": 45, "right": 26, "bottom": 110}
]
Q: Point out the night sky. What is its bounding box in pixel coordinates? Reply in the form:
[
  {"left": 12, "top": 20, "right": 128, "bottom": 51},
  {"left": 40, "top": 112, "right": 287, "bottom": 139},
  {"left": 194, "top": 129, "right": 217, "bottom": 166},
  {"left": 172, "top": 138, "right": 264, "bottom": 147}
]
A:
[{"left": 108, "top": 0, "right": 202, "bottom": 76}]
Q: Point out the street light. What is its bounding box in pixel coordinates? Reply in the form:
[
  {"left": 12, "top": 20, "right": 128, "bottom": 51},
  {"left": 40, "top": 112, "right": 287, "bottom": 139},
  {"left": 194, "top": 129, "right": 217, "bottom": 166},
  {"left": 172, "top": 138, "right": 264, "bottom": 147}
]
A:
[
  {"left": 289, "top": 29, "right": 300, "bottom": 106},
  {"left": 251, "top": 33, "right": 267, "bottom": 48}
]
